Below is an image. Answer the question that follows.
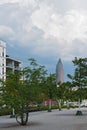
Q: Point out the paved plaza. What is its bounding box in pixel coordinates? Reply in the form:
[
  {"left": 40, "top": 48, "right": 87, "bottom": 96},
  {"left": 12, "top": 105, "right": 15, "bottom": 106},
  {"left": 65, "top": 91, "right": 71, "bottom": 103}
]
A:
[{"left": 0, "top": 108, "right": 87, "bottom": 130}]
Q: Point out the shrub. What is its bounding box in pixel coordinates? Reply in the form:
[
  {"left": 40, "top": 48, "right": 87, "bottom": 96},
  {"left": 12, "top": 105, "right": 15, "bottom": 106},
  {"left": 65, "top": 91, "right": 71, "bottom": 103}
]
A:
[{"left": 0, "top": 107, "right": 12, "bottom": 116}]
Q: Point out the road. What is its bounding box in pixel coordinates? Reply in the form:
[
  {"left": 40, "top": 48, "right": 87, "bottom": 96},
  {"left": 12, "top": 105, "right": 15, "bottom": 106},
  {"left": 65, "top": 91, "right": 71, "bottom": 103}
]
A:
[{"left": 0, "top": 108, "right": 87, "bottom": 130}]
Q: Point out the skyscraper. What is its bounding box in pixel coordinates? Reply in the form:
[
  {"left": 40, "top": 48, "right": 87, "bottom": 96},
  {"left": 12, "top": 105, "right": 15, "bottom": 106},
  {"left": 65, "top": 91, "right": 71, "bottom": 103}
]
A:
[{"left": 56, "top": 58, "right": 64, "bottom": 84}]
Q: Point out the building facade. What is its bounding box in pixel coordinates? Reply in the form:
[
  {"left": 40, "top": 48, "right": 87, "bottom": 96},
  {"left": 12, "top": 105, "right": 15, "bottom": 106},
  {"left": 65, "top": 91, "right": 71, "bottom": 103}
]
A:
[
  {"left": 0, "top": 40, "right": 22, "bottom": 80},
  {"left": 0, "top": 40, "right": 6, "bottom": 80},
  {"left": 56, "top": 58, "right": 64, "bottom": 84},
  {"left": 6, "top": 55, "right": 22, "bottom": 74}
]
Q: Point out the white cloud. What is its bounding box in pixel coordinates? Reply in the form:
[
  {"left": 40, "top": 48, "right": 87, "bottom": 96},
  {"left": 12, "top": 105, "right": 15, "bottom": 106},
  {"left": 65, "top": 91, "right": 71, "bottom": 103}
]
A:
[
  {"left": 0, "top": 0, "right": 87, "bottom": 61},
  {"left": 70, "top": 0, "right": 87, "bottom": 10},
  {"left": 32, "top": 7, "right": 87, "bottom": 42},
  {"left": 18, "top": 0, "right": 38, "bottom": 9},
  {"left": 0, "top": 0, "right": 39, "bottom": 10},
  {"left": 31, "top": 6, "right": 87, "bottom": 60},
  {"left": 0, "top": 0, "right": 19, "bottom": 5},
  {"left": 0, "top": 25, "right": 14, "bottom": 36}
]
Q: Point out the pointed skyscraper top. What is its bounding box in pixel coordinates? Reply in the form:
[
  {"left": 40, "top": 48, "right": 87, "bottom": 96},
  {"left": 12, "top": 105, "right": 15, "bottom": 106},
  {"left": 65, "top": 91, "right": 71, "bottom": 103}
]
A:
[
  {"left": 56, "top": 58, "right": 64, "bottom": 84},
  {"left": 57, "top": 58, "right": 63, "bottom": 66},
  {"left": 59, "top": 58, "right": 61, "bottom": 62}
]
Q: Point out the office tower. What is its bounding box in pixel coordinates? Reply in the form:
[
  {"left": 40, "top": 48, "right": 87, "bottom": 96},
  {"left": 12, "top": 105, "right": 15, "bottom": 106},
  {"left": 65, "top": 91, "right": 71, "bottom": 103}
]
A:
[{"left": 56, "top": 58, "right": 64, "bottom": 84}]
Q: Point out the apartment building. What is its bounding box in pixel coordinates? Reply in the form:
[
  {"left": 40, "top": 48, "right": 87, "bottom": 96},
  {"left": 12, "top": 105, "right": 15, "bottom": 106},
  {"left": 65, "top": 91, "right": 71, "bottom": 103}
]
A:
[
  {"left": 0, "top": 40, "right": 22, "bottom": 80},
  {"left": 6, "top": 55, "right": 22, "bottom": 73},
  {"left": 0, "top": 40, "right": 6, "bottom": 80}
]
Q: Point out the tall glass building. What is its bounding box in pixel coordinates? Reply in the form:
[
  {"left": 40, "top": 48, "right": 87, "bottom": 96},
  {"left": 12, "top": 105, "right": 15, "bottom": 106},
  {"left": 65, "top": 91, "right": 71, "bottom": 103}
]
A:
[{"left": 56, "top": 58, "right": 64, "bottom": 84}]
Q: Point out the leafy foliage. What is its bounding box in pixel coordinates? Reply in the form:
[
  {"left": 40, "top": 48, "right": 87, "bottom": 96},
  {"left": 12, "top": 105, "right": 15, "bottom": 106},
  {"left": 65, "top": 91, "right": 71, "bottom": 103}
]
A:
[
  {"left": 67, "top": 57, "right": 87, "bottom": 102},
  {"left": 67, "top": 57, "right": 87, "bottom": 87},
  {"left": 42, "top": 73, "right": 56, "bottom": 99},
  {"left": 0, "top": 58, "right": 48, "bottom": 125}
]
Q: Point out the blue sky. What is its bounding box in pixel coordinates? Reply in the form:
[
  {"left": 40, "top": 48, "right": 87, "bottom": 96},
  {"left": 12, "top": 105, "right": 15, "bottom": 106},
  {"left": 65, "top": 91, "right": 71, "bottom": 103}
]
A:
[{"left": 0, "top": 0, "right": 87, "bottom": 81}]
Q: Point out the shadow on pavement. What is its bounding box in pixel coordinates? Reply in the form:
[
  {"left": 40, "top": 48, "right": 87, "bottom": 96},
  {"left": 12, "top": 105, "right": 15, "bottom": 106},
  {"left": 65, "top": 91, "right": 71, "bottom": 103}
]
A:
[{"left": 0, "top": 121, "right": 42, "bottom": 128}]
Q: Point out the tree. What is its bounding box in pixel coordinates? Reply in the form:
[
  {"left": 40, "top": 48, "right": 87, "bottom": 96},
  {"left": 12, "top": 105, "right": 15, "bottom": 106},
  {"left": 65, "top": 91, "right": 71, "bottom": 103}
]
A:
[
  {"left": 56, "top": 82, "right": 72, "bottom": 110},
  {"left": 0, "top": 79, "right": 5, "bottom": 107},
  {"left": 68, "top": 57, "right": 87, "bottom": 87},
  {"left": 1, "top": 58, "right": 47, "bottom": 125},
  {"left": 67, "top": 57, "right": 87, "bottom": 115},
  {"left": 23, "top": 58, "right": 47, "bottom": 105},
  {"left": 1, "top": 71, "right": 29, "bottom": 125},
  {"left": 42, "top": 73, "right": 56, "bottom": 112}
]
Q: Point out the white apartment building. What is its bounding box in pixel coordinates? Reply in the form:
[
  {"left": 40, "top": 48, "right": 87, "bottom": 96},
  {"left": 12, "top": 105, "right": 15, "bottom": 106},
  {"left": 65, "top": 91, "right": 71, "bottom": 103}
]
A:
[
  {"left": 0, "top": 40, "right": 6, "bottom": 80},
  {"left": 0, "top": 40, "right": 22, "bottom": 80},
  {"left": 6, "top": 55, "right": 22, "bottom": 73}
]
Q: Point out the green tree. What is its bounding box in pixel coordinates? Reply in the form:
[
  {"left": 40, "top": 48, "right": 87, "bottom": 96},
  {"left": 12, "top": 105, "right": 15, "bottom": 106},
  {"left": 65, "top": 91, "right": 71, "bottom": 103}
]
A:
[
  {"left": 23, "top": 58, "right": 47, "bottom": 105},
  {"left": 56, "top": 82, "right": 71, "bottom": 110},
  {"left": 56, "top": 80, "right": 80, "bottom": 110},
  {"left": 67, "top": 57, "right": 87, "bottom": 115},
  {"left": 1, "top": 58, "right": 47, "bottom": 125},
  {"left": 42, "top": 73, "right": 56, "bottom": 112},
  {"left": 1, "top": 71, "right": 29, "bottom": 125},
  {"left": 0, "top": 79, "right": 4, "bottom": 107}
]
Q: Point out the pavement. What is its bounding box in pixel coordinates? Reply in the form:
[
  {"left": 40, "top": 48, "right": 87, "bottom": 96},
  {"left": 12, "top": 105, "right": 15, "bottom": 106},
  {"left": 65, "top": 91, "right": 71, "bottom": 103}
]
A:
[{"left": 0, "top": 108, "right": 87, "bottom": 130}]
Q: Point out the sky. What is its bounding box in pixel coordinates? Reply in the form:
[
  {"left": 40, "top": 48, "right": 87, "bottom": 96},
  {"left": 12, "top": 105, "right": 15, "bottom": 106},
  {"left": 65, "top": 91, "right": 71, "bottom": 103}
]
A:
[{"left": 0, "top": 0, "right": 87, "bottom": 81}]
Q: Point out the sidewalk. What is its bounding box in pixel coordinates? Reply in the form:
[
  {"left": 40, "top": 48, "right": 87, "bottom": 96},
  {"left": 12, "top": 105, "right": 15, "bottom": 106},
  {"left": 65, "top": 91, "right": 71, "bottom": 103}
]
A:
[{"left": 0, "top": 108, "right": 87, "bottom": 130}]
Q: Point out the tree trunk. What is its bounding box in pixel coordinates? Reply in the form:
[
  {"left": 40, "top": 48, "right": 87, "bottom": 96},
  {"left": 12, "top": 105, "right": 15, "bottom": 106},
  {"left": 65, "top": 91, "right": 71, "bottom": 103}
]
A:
[
  {"left": 58, "top": 99, "right": 62, "bottom": 111},
  {"left": 16, "top": 112, "right": 28, "bottom": 125}
]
